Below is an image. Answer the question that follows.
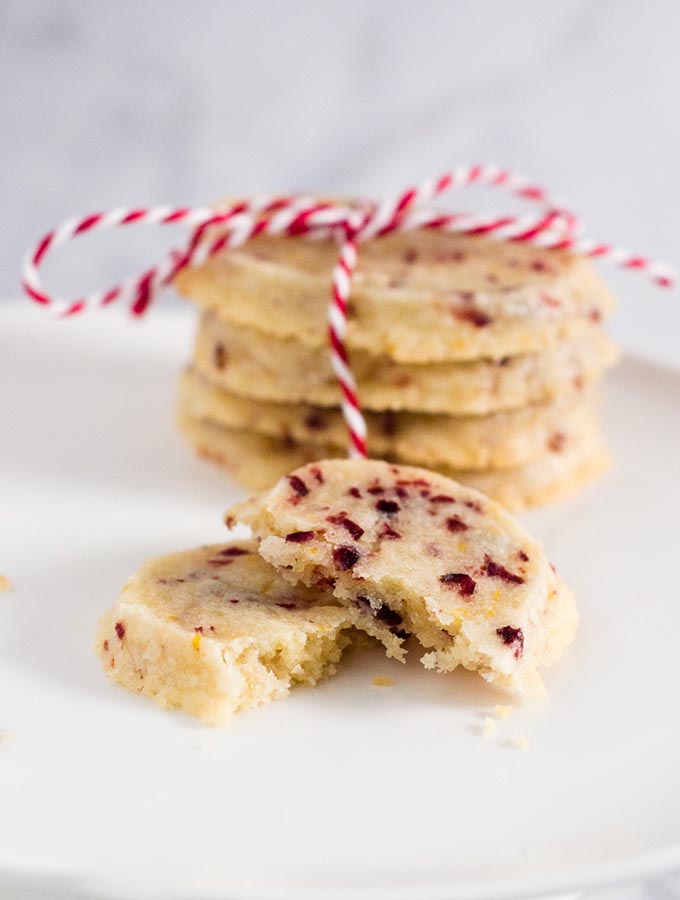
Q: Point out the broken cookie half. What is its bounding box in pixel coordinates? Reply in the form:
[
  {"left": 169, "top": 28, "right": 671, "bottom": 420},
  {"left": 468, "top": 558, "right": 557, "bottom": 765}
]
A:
[
  {"left": 227, "top": 459, "right": 578, "bottom": 698},
  {"left": 96, "top": 540, "right": 364, "bottom": 724}
]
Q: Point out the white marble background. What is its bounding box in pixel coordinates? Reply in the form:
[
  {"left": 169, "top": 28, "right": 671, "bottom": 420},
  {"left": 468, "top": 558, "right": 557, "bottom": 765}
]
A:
[
  {"left": 2, "top": 0, "right": 680, "bottom": 366},
  {"left": 1, "top": 3, "right": 680, "bottom": 898}
]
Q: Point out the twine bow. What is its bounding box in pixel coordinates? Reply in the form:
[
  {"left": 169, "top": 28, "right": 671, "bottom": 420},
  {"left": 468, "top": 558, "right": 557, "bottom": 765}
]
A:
[{"left": 21, "top": 164, "right": 675, "bottom": 457}]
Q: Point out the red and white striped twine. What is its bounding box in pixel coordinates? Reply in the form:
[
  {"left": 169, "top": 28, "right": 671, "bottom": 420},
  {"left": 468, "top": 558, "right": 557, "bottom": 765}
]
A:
[{"left": 21, "top": 164, "right": 675, "bottom": 459}]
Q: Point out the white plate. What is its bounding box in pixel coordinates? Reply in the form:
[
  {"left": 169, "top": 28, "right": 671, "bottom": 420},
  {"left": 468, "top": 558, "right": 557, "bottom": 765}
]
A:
[{"left": 1, "top": 304, "right": 679, "bottom": 900}]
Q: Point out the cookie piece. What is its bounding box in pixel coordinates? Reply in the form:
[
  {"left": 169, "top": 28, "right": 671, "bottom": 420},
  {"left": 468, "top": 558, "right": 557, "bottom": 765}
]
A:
[
  {"left": 193, "top": 311, "right": 618, "bottom": 415},
  {"left": 96, "top": 540, "right": 362, "bottom": 724},
  {"left": 176, "top": 231, "right": 615, "bottom": 363},
  {"left": 177, "top": 409, "right": 609, "bottom": 509},
  {"left": 227, "top": 460, "right": 578, "bottom": 697},
  {"left": 179, "top": 367, "right": 599, "bottom": 471}
]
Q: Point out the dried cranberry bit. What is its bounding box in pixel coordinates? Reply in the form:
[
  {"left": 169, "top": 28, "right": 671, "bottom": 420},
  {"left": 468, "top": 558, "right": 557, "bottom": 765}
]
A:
[
  {"left": 378, "top": 522, "right": 402, "bottom": 540},
  {"left": 326, "top": 514, "right": 364, "bottom": 540},
  {"left": 391, "top": 372, "right": 411, "bottom": 388},
  {"left": 277, "top": 602, "right": 297, "bottom": 610},
  {"left": 285, "top": 530, "right": 315, "bottom": 543},
  {"left": 464, "top": 499, "right": 483, "bottom": 513},
  {"left": 207, "top": 558, "right": 234, "bottom": 567},
  {"left": 380, "top": 411, "right": 398, "bottom": 437},
  {"left": 348, "top": 486, "right": 362, "bottom": 498},
  {"left": 310, "top": 465, "right": 325, "bottom": 483},
  {"left": 396, "top": 478, "right": 430, "bottom": 487},
  {"left": 445, "top": 515, "right": 468, "bottom": 533},
  {"left": 395, "top": 486, "right": 408, "bottom": 499},
  {"left": 218, "top": 546, "right": 249, "bottom": 557},
  {"left": 376, "top": 499, "right": 400, "bottom": 514},
  {"left": 518, "top": 550, "right": 529, "bottom": 562},
  {"left": 367, "top": 485, "right": 385, "bottom": 495},
  {"left": 548, "top": 431, "right": 566, "bottom": 453},
  {"left": 287, "top": 475, "right": 309, "bottom": 497},
  {"left": 194, "top": 626, "right": 204, "bottom": 634},
  {"left": 209, "top": 625, "right": 216, "bottom": 632},
  {"left": 436, "top": 249, "right": 466, "bottom": 264},
  {"left": 483, "top": 555, "right": 524, "bottom": 585},
  {"left": 304, "top": 413, "right": 327, "bottom": 431},
  {"left": 440, "top": 573, "right": 476, "bottom": 597},
  {"left": 333, "top": 546, "right": 360, "bottom": 571},
  {"left": 430, "top": 494, "right": 455, "bottom": 504},
  {"left": 213, "top": 343, "right": 228, "bottom": 370},
  {"left": 356, "top": 596, "right": 404, "bottom": 630},
  {"left": 229, "top": 599, "right": 239, "bottom": 604},
  {"left": 496, "top": 626, "right": 525, "bottom": 659},
  {"left": 115, "top": 622, "right": 125, "bottom": 640},
  {"left": 453, "top": 305, "right": 493, "bottom": 328}
]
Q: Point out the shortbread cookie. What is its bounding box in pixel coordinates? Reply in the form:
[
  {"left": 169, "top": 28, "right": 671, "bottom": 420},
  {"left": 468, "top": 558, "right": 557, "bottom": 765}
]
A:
[
  {"left": 227, "top": 460, "right": 579, "bottom": 697},
  {"left": 177, "top": 410, "right": 609, "bottom": 509},
  {"left": 193, "top": 312, "right": 618, "bottom": 415},
  {"left": 96, "top": 541, "right": 362, "bottom": 724},
  {"left": 179, "top": 367, "right": 599, "bottom": 471},
  {"left": 176, "top": 231, "right": 615, "bottom": 362}
]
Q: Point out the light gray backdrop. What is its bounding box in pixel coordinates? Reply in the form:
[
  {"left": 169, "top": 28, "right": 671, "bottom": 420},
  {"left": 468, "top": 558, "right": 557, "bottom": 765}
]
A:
[{"left": 2, "top": 0, "right": 679, "bottom": 364}]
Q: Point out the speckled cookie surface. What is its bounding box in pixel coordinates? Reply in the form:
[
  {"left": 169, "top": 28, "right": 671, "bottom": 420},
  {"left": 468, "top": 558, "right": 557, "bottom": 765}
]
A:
[
  {"left": 96, "top": 540, "right": 360, "bottom": 724},
  {"left": 177, "top": 409, "right": 609, "bottom": 509},
  {"left": 175, "top": 231, "right": 615, "bottom": 363},
  {"left": 179, "top": 367, "right": 600, "bottom": 472},
  {"left": 227, "top": 460, "right": 578, "bottom": 697},
  {"left": 192, "top": 312, "right": 618, "bottom": 415}
]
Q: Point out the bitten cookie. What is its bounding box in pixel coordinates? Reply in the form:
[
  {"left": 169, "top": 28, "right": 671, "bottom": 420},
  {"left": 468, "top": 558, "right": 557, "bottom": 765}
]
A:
[
  {"left": 227, "top": 460, "right": 578, "bottom": 697},
  {"left": 176, "top": 231, "right": 615, "bottom": 362},
  {"left": 193, "top": 311, "right": 618, "bottom": 415},
  {"left": 96, "top": 540, "right": 364, "bottom": 724}
]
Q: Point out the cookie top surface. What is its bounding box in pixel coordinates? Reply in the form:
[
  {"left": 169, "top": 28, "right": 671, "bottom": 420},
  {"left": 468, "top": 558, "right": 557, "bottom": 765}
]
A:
[
  {"left": 176, "top": 230, "right": 614, "bottom": 363},
  {"left": 218, "top": 231, "right": 600, "bottom": 299},
  {"left": 229, "top": 460, "right": 577, "bottom": 695},
  {"left": 116, "top": 539, "right": 351, "bottom": 646}
]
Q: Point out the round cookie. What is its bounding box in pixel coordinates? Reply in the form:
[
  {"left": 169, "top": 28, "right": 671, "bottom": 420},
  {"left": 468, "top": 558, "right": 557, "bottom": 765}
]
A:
[
  {"left": 175, "top": 231, "right": 615, "bottom": 363},
  {"left": 97, "top": 540, "right": 367, "bottom": 724},
  {"left": 193, "top": 311, "right": 618, "bottom": 415},
  {"left": 227, "top": 460, "right": 579, "bottom": 697},
  {"left": 177, "top": 409, "right": 609, "bottom": 509},
  {"left": 179, "top": 367, "right": 600, "bottom": 472}
]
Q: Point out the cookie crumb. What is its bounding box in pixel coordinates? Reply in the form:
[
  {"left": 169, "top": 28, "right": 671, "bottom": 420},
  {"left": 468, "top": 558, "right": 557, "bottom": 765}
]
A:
[
  {"left": 0, "top": 575, "right": 12, "bottom": 592},
  {"left": 510, "top": 734, "right": 530, "bottom": 751},
  {"left": 372, "top": 676, "right": 395, "bottom": 687},
  {"left": 482, "top": 716, "right": 498, "bottom": 739},
  {"left": 493, "top": 704, "right": 513, "bottom": 720}
]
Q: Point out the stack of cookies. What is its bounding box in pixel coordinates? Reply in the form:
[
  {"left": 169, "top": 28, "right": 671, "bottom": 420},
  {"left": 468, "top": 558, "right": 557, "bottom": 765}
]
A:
[{"left": 174, "top": 230, "right": 618, "bottom": 509}]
